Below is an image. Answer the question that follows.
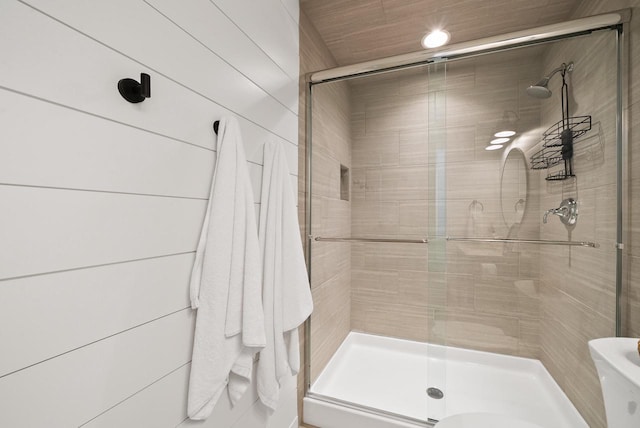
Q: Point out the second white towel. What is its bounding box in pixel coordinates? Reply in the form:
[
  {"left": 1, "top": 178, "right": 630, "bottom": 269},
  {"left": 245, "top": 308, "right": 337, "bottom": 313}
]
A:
[{"left": 257, "top": 141, "right": 314, "bottom": 411}]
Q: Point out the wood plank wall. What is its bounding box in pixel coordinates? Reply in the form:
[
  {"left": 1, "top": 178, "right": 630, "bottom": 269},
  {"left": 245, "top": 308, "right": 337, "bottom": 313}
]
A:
[{"left": 0, "top": 1, "right": 300, "bottom": 427}]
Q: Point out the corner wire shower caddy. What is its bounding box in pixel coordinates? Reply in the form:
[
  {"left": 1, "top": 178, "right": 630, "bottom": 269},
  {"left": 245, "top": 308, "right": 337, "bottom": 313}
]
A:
[{"left": 529, "top": 63, "right": 592, "bottom": 181}]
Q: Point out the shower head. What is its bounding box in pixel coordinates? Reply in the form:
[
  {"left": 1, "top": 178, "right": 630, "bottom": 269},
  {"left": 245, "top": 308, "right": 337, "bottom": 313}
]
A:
[
  {"left": 526, "top": 62, "right": 574, "bottom": 99},
  {"left": 526, "top": 80, "right": 552, "bottom": 99}
]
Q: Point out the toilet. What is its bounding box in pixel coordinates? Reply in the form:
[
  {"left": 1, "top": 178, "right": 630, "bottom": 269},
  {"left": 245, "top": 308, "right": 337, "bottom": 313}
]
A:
[
  {"left": 589, "top": 337, "right": 640, "bottom": 428},
  {"left": 434, "top": 412, "right": 544, "bottom": 428}
]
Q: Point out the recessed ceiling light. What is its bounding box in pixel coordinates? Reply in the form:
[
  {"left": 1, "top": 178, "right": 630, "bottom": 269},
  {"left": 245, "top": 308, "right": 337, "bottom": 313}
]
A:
[
  {"left": 494, "top": 130, "right": 516, "bottom": 138},
  {"left": 422, "top": 29, "right": 450, "bottom": 49},
  {"left": 490, "top": 137, "right": 510, "bottom": 145},
  {"left": 485, "top": 144, "right": 504, "bottom": 151}
]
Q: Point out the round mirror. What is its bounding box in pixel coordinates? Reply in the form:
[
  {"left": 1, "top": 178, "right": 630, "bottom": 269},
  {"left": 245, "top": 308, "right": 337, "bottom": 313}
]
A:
[{"left": 500, "top": 148, "right": 528, "bottom": 229}]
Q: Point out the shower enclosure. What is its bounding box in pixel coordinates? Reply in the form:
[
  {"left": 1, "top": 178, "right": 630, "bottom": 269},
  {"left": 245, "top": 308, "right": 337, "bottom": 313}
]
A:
[{"left": 303, "top": 10, "right": 628, "bottom": 428}]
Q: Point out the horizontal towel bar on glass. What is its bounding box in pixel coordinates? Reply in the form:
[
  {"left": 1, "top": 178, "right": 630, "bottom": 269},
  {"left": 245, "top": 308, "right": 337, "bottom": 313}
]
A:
[
  {"left": 313, "top": 236, "right": 599, "bottom": 248},
  {"left": 446, "top": 237, "right": 599, "bottom": 248},
  {"left": 313, "top": 236, "right": 429, "bottom": 244}
]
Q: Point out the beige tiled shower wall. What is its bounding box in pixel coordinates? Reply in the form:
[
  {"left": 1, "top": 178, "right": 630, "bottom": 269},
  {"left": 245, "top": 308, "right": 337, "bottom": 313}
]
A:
[
  {"left": 349, "top": 55, "right": 543, "bottom": 357},
  {"left": 350, "top": 70, "right": 431, "bottom": 342},
  {"left": 298, "top": 10, "right": 352, "bottom": 393},
  {"left": 533, "top": 2, "right": 640, "bottom": 428},
  {"left": 535, "top": 31, "right": 618, "bottom": 428},
  {"left": 570, "top": 0, "right": 640, "bottom": 341}
]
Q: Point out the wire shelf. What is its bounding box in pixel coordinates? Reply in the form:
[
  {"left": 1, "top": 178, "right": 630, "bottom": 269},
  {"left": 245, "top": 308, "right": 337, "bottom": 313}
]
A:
[
  {"left": 530, "top": 146, "right": 563, "bottom": 170},
  {"left": 529, "top": 115, "right": 591, "bottom": 181},
  {"left": 545, "top": 170, "right": 575, "bottom": 181},
  {"left": 542, "top": 116, "right": 591, "bottom": 147}
]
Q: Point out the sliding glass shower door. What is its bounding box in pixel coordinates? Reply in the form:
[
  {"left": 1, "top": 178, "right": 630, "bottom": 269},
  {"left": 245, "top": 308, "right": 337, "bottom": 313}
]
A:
[{"left": 305, "top": 25, "right": 621, "bottom": 428}]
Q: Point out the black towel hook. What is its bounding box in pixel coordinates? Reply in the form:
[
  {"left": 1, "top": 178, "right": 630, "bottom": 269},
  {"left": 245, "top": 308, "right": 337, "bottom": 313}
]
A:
[
  {"left": 213, "top": 120, "right": 220, "bottom": 135},
  {"left": 118, "top": 73, "right": 151, "bottom": 103}
]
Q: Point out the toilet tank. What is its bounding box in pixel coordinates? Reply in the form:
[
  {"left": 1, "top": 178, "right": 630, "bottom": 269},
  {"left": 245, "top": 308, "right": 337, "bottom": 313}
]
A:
[{"left": 589, "top": 338, "right": 640, "bottom": 428}]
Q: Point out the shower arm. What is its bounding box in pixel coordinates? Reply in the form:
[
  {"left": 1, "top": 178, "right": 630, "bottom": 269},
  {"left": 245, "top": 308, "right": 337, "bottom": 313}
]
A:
[
  {"left": 544, "top": 65, "right": 567, "bottom": 82},
  {"left": 539, "top": 62, "right": 573, "bottom": 86}
]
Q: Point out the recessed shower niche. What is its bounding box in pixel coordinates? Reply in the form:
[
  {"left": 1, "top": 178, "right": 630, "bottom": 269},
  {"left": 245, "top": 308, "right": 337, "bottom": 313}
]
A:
[{"left": 340, "top": 164, "right": 349, "bottom": 201}]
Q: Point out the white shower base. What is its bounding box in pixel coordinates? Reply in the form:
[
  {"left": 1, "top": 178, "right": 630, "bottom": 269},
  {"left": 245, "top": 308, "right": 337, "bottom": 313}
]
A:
[{"left": 304, "top": 332, "right": 587, "bottom": 428}]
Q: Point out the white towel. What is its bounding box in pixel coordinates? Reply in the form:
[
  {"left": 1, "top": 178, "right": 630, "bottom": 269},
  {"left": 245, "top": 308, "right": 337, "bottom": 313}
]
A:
[
  {"left": 187, "top": 117, "right": 266, "bottom": 420},
  {"left": 257, "top": 141, "right": 313, "bottom": 411}
]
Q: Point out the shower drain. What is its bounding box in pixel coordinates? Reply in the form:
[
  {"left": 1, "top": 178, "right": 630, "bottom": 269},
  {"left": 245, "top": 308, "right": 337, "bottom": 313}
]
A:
[{"left": 426, "top": 387, "right": 444, "bottom": 399}]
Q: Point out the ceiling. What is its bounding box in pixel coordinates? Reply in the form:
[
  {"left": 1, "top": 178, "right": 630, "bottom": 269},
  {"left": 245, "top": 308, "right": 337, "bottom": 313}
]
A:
[{"left": 301, "top": 0, "right": 582, "bottom": 66}]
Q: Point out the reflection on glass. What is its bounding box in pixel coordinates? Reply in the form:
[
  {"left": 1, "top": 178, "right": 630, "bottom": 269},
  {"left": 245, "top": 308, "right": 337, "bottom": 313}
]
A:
[{"left": 500, "top": 148, "right": 528, "bottom": 229}]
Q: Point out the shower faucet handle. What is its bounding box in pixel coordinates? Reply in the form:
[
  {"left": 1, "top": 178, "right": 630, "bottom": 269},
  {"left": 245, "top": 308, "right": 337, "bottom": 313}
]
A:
[
  {"left": 543, "top": 207, "right": 565, "bottom": 224},
  {"left": 543, "top": 198, "right": 578, "bottom": 226}
]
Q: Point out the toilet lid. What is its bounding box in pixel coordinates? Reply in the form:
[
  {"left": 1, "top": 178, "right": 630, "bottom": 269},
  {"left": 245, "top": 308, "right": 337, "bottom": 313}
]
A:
[{"left": 434, "top": 412, "right": 545, "bottom": 428}]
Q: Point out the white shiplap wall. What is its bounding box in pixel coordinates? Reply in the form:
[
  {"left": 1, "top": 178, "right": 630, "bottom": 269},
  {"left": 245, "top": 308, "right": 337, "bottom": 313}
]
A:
[{"left": 0, "top": 0, "right": 300, "bottom": 427}]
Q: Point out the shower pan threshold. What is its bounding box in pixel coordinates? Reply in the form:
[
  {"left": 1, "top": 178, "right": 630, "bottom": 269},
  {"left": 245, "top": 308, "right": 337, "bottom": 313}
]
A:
[{"left": 304, "top": 332, "right": 587, "bottom": 428}]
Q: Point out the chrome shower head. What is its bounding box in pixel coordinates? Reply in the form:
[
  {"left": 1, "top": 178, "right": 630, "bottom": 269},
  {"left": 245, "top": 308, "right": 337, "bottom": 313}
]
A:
[
  {"left": 526, "top": 80, "right": 552, "bottom": 99},
  {"left": 526, "top": 62, "right": 574, "bottom": 99}
]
